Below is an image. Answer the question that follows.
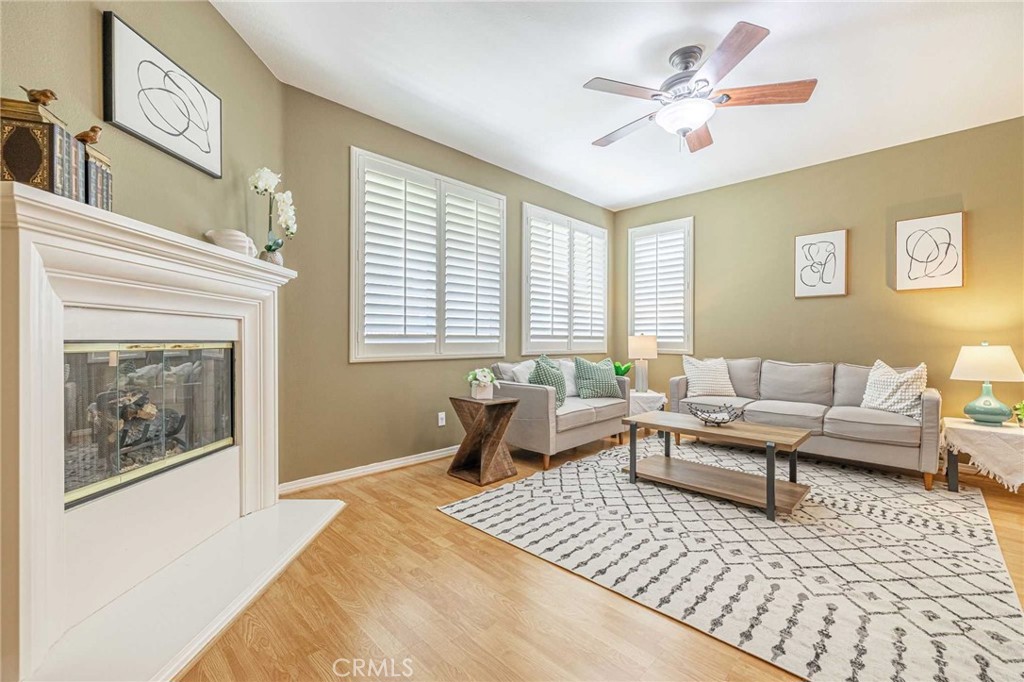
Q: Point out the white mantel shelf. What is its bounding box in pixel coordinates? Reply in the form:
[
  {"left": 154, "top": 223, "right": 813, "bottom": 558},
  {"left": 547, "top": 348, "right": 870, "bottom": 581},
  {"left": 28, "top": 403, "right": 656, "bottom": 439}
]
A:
[{"left": 0, "top": 182, "right": 326, "bottom": 682}]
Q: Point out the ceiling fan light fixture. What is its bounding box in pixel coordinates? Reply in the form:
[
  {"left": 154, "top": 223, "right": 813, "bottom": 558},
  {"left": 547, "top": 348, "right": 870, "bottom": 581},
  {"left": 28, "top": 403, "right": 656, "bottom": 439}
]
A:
[{"left": 654, "top": 98, "right": 716, "bottom": 136}]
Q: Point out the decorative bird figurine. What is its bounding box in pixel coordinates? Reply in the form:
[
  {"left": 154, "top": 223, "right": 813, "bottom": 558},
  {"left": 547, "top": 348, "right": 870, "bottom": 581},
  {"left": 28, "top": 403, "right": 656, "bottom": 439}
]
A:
[
  {"left": 19, "top": 86, "right": 58, "bottom": 106},
  {"left": 75, "top": 126, "right": 102, "bottom": 146}
]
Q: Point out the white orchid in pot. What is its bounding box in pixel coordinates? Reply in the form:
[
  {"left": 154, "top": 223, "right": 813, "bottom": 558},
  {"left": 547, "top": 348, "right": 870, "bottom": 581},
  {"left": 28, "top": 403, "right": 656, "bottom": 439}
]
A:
[
  {"left": 248, "top": 167, "right": 298, "bottom": 266},
  {"left": 467, "top": 367, "right": 500, "bottom": 400}
]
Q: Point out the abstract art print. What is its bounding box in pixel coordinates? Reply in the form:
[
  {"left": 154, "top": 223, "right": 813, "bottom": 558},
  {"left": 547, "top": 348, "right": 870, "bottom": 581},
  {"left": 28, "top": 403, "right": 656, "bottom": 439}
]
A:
[
  {"left": 896, "top": 212, "right": 963, "bottom": 291},
  {"left": 103, "top": 12, "right": 222, "bottom": 178},
  {"left": 794, "top": 229, "right": 847, "bottom": 297}
]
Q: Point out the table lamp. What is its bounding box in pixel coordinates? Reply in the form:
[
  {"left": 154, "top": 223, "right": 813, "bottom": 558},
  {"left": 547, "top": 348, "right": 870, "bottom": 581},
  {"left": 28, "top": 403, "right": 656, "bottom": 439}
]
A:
[
  {"left": 950, "top": 342, "right": 1024, "bottom": 425},
  {"left": 628, "top": 335, "right": 658, "bottom": 393}
]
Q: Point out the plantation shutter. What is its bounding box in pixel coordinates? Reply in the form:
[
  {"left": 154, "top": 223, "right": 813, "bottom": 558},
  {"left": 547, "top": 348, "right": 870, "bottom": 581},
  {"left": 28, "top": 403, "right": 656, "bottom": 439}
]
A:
[
  {"left": 442, "top": 185, "right": 504, "bottom": 355},
  {"left": 570, "top": 225, "right": 606, "bottom": 352},
  {"left": 525, "top": 211, "right": 571, "bottom": 352},
  {"left": 522, "top": 204, "right": 608, "bottom": 354},
  {"left": 629, "top": 219, "right": 693, "bottom": 353},
  {"left": 359, "top": 159, "right": 439, "bottom": 357}
]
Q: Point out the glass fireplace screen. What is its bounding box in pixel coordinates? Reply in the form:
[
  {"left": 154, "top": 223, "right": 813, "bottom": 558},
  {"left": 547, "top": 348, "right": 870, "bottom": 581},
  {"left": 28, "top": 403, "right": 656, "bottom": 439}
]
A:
[{"left": 63, "top": 342, "right": 234, "bottom": 507}]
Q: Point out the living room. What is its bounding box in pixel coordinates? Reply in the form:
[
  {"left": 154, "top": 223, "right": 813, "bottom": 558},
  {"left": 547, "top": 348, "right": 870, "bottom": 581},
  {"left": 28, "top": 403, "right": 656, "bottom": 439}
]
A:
[{"left": 1, "top": 2, "right": 1021, "bottom": 681}]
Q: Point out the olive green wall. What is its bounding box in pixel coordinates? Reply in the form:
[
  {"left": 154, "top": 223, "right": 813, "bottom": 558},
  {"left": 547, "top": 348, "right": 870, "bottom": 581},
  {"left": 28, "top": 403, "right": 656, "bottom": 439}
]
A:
[
  {"left": 280, "top": 85, "right": 613, "bottom": 482},
  {"left": 613, "top": 117, "right": 1024, "bottom": 416},
  {"left": 0, "top": 1, "right": 283, "bottom": 237}
]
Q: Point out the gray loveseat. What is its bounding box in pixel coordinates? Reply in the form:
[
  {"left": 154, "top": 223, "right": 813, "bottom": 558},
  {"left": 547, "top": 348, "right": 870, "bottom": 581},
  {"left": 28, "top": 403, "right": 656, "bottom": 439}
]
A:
[
  {"left": 491, "top": 360, "right": 630, "bottom": 470},
  {"left": 670, "top": 359, "right": 942, "bottom": 489}
]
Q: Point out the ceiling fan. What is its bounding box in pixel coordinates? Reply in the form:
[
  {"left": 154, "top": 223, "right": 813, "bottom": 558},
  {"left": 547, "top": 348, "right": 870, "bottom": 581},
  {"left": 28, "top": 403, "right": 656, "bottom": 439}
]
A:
[{"left": 585, "top": 21, "right": 817, "bottom": 152}]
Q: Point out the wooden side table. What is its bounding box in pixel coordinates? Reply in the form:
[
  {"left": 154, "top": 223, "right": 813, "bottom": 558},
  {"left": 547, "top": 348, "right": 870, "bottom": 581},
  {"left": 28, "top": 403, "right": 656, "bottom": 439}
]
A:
[
  {"left": 448, "top": 396, "right": 519, "bottom": 486},
  {"left": 942, "top": 417, "right": 1024, "bottom": 493}
]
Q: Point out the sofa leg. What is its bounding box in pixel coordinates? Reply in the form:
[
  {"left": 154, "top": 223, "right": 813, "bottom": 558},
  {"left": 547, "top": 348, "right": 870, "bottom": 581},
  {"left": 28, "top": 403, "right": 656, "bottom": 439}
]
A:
[
  {"left": 617, "top": 432, "right": 623, "bottom": 445},
  {"left": 542, "top": 454, "right": 551, "bottom": 471},
  {"left": 923, "top": 472, "right": 934, "bottom": 491},
  {"left": 675, "top": 433, "right": 681, "bottom": 446}
]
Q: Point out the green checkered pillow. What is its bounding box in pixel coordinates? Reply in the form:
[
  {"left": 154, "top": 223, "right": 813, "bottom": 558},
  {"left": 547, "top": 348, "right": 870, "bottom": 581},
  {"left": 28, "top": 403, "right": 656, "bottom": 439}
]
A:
[
  {"left": 529, "top": 355, "right": 566, "bottom": 408},
  {"left": 575, "top": 357, "right": 622, "bottom": 399}
]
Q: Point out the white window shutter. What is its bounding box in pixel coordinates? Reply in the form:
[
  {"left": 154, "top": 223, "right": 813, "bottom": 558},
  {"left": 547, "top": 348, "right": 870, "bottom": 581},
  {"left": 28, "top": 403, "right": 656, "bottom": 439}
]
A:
[
  {"left": 360, "top": 162, "right": 439, "bottom": 357},
  {"left": 570, "top": 226, "right": 606, "bottom": 352},
  {"left": 442, "top": 185, "right": 504, "bottom": 355},
  {"left": 525, "top": 212, "right": 571, "bottom": 353},
  {"left": 629, "top": 218, "right": 693, "bottom": 354}
]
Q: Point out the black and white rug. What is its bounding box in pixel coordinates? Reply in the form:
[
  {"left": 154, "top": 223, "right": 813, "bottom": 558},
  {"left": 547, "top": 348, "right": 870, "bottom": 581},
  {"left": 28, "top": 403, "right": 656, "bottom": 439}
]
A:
[{"left": 439, "top": 438, "right": 1024, "bottom": 681}]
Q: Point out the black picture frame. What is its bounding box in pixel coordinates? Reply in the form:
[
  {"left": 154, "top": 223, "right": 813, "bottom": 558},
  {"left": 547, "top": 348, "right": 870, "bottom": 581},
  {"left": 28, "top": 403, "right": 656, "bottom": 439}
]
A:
[{"left": 102, "top": 11, "right": 223, "bottom": 178}]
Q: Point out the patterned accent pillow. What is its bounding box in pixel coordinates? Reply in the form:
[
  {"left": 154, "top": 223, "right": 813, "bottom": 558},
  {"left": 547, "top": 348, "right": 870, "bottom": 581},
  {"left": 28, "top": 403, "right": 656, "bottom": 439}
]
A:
[
  {"left": 861, "top": 360, "right": 927, "bottom": 420},
  {"left": 574, "top": 357, "right": 622, "bottom": 399},
  {"left": 684, "top": 357, "right": 737, "bottom": 398},
  {"left": 529, "top": 356, "right": 566, "bottom": 408}
]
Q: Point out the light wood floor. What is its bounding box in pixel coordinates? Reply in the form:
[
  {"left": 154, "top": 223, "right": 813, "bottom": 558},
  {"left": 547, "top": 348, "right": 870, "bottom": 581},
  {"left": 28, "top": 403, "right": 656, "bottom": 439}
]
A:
[{"left": 181, "top": 438, "right": 1024, "bottom": 682}]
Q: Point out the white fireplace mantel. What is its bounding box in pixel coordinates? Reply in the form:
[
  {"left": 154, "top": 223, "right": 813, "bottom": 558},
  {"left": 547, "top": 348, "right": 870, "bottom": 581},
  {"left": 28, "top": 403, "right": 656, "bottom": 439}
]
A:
[{"left": 0, "top": 183, "right": 341, "bottom": 681}]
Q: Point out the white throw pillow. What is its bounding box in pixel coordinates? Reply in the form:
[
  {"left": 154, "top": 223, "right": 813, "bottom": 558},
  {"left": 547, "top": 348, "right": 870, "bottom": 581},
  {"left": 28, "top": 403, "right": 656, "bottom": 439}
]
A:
[
  {"left": 861, "top": 360, "right": 927, "bottom": 420},
  {"left": 509, "top": 360, "right": 537, "bottom": 384},
  {"left": 684, "top": 357, "right": 736, "bottom": 398},
  {"left": 559, "top": 359, "right": 579, "bottom": 397}
]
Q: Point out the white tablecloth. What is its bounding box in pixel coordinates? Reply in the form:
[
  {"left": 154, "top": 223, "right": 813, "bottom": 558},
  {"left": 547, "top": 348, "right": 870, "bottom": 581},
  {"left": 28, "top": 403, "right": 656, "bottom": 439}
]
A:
[
  {"left": 941, "top": 417, "right": 1024, "bottom": 492},
  {"left": 630, "top": 390, "right": 667, "bottom": 416}
]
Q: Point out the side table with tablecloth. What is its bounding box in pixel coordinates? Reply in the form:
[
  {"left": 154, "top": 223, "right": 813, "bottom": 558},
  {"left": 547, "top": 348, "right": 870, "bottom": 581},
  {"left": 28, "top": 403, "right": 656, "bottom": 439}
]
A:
[{"left": 941, "top": 417, "right": 1024, "bottom": 493}]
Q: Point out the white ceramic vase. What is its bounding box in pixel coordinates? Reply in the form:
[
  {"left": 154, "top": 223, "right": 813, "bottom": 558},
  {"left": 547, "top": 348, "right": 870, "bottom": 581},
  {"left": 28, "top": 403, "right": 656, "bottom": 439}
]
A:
[
  {"left": 471, "top": 381, "right": 494, "bottom": 400},
  {"left": 204, "top": 229, "right": 258, "bottom": 257}
]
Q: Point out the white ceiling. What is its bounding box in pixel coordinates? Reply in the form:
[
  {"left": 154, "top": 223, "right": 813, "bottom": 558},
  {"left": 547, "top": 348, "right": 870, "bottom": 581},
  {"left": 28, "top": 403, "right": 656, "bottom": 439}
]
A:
[{"left": 214, "top": 2, "right": 1024, "bottom": 211}]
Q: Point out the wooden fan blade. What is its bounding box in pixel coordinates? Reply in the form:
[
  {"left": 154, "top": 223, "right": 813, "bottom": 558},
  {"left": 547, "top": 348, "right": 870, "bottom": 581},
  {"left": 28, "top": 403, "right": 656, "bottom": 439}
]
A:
[
  {"left": 685, "top": 124, "right": 713, "bottom": 153},
  {"left": 584, "top": 77, "right": 666, "bottom": 101},
  {"left": 691, "top": 21, "right": 770, "bottom": 88},
  {"left": 713, "top": 79, "right": 817, "bottom": 107},
  {"left": 592, "top": 112, "right": 657, "bottom": 147}
]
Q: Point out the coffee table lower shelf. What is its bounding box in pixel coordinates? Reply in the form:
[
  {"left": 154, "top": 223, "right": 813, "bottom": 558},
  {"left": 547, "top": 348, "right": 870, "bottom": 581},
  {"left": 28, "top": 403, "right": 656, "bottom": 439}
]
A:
[{"left": 624, "top": 457, "right": 811, "bottom": 517}]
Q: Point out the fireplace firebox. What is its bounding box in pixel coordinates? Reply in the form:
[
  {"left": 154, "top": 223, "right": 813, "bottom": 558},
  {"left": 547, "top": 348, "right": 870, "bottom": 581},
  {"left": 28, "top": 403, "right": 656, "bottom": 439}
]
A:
[{"left": 63, "top": 342, "right": 234, "bottom": 507}]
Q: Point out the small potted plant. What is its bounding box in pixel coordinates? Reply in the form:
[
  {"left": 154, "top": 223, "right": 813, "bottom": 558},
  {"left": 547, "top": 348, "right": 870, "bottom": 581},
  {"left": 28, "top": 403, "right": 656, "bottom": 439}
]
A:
[
  {"left": 1014, "top": 400, "right": 1024, "bottom": 427},
  {"left": 248, "top": 167, "right": 298, "bottom": 266},
  {"left": 613, "top": 361, "right": 633, "bottom": 377},
  {"left": 467, "top": 367, "right": 499, "bottom": 400}
]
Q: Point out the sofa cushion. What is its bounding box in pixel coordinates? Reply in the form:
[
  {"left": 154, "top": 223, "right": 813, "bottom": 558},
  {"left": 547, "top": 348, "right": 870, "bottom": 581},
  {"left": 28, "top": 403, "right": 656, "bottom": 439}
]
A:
[
  {"left": 586, "top": 397, "right": 629, "bottom": 422},
  {"left": 678, "top": 396, "right": 755, "bottom": 412},
  {"left": 760, "top": 360, "right": 834, "bottom": 405},
  {"left": 726, "top": 357, "right": 762, "bottom": 399},
  {"left": 834, "top": 362, "right": 920, "bottom": 406},
  {"left": 824, "top": 406, "right": 921, "bottom": 447},
  {"left": 744, "top": 400, "right": 828, "bottom": 435},
  {"left": 556, "top": 397, "right": 595, "bottom": 432},
  {"left": 559, "top": 359, "right": 579, "bottom": 397}
]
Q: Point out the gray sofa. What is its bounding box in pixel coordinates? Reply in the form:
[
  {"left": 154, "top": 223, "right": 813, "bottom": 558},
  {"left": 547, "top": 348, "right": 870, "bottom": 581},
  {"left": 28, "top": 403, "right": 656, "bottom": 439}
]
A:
[
  {"left": 491, "top": 360, "right": 630, "bottom": 470},
  {"left": 669, "top": 358, "right": 942, "bottom": 488}
]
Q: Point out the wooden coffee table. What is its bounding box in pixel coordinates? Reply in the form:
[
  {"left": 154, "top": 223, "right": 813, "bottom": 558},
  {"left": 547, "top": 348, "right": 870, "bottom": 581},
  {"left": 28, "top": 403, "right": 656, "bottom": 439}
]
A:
[{"left": 622, "top": 411, "right": 812, "bottom": 521}]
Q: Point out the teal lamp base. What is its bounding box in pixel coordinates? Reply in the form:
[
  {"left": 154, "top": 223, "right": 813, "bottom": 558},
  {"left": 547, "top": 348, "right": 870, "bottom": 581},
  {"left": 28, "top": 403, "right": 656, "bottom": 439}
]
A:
[{"left": 963, "top": 382, "right": 1012, "bottom": 425}]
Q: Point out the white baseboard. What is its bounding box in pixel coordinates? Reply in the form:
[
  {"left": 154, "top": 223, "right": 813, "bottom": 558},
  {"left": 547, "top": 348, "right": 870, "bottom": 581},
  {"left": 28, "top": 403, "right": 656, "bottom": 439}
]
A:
[{"left": 278, "top": 445, "right": 459, "bottom": 495}]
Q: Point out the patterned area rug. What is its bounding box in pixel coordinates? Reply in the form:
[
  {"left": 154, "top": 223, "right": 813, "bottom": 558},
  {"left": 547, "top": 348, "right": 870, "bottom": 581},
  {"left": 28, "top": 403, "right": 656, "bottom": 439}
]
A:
[{"left": 439, "top": 438, "right": 1024, "bottom": 681}]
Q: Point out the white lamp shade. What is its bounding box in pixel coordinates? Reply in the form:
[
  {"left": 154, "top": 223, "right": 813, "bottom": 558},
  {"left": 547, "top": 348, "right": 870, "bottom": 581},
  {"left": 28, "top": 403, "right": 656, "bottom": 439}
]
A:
[
  {"left": 654, "top": 99, "right": 716, "bottom": 135},
  {"left": 950, "top": 345, "right": 1024, "bottom": 382},
  {"left": 628, "top": 335, "right": 658, "bottom": 360}
]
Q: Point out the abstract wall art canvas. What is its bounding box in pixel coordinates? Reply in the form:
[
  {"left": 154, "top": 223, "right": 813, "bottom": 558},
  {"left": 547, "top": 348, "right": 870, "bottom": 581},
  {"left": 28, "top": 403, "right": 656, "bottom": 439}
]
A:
[
  {"left": 795, "top": 229, "right": 847, "bottom": 298},
  {"left": 895, "top": 212, "right": 963, "bottom": 291},
  {"left": 103, "top": 12, "right": 222, "bottom": 178}
]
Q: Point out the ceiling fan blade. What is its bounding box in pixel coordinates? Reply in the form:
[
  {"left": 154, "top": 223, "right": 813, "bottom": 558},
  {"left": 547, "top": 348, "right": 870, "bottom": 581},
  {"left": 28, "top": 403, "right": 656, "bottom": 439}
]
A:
[
  {"left": 713, "top": 79, "right": 818, "bottom": 107},
  {"left": 584, "top": 77, "right": 666, "bottom": 101},
  {"left": 691, "top": 21, "right": 770, "bottom": 88},
  {"left": 685, "top": 124, "right": 713, "bottom": 153},
  {"left": 592, "top": 112, "right": 658, "bottom": 147}
]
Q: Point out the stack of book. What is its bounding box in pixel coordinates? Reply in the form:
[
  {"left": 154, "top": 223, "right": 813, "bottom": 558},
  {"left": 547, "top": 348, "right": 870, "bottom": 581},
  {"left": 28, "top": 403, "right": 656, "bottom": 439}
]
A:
[{"left": 1, "top": 97, "right": 112, "bottom": 211}]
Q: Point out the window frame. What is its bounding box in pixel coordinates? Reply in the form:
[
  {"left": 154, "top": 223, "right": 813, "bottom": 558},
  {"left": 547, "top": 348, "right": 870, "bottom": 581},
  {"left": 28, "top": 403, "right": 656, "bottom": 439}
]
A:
[
  {"left": 521, "top": 202, "right": 609, "bottom": 356},
  {"left": 627, "top": 217, "right": 695, "bottom": 355},
  {"left": 350, "top": 147, "right": 506, "bottom": 363}
]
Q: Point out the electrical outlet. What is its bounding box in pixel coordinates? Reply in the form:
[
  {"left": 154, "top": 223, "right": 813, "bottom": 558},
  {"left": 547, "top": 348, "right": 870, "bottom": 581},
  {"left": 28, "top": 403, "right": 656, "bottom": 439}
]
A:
[{"left": 437, "top": 411, "right": 446, "bottom": 427}]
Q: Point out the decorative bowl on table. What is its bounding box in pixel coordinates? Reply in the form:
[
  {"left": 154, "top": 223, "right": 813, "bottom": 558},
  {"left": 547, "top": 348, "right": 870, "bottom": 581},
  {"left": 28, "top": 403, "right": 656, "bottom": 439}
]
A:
[{"left": 686, "top": 403, "right": 744, "bottom": 427}]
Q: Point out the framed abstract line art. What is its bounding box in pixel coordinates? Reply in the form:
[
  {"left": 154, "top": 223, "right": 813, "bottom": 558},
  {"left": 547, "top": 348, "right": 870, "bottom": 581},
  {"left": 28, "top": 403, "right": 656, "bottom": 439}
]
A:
[
  {"left": 795, "top": 229, "right": 847, "bottom": 298},
  {"left": 103, "top": 12, "right": 222, "bottom": 178},
  {"left": 895, "top": 212, "right": 963, "bottom": 291}
]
